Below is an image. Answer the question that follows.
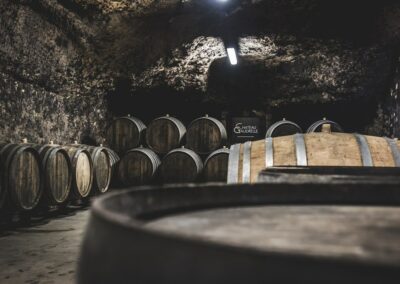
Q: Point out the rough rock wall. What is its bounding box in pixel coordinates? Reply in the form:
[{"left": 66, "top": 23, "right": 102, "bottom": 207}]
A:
[{"left": 0, "top": 0, "right": 110, "bottom": 144}]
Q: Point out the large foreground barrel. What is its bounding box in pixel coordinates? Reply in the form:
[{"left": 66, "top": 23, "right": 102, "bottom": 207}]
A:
[
  {"left": 266, "top": 119, "right": 302, "bottom": 137},
  {"left": 228, "top": 132, "right": 400, "bottom": 183},
  {"left": 33, "top": 144, "right": 72, "bottom": 205},
  {"left": 69, "top": 143, "right": 112, "bottom": 194},
  {"left": 160, "top": 147, "right": 203, "bottom": 183},
  {"left": 79, "top": 181, "right": 400, "bottom": 284},
  {"left": 186, "top": 115, "right": 227, "bottom": 155},
  {"left": 62, "top": 146, "right": 93, "bottom": 199},
  {"left": 116, "top": 147, "right": 161, "bottom": 186},
  {"left": 203, "top": 147, "right": 230, "bottom": 182},
  {"left": 146, "top": 115, "right": 186, "bottom": 155},
  {"left": 0, "top": 143, "right": 43, "bottom": 210},
  {"left": 105, "top": 116, "right": 146, "bottom": 155}
]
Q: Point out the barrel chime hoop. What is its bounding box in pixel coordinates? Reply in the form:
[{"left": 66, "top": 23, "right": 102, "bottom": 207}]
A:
[
  {"left": 354, "top": 134, "right": 373, "bottom": 166},
  {"left": 265, "top": 137, "right": 274, "bottom": 168},
  {"left": 242, "top": 141, "right": 252, "bottom": 183},
  {"left": 384, "top": 137, "right": 400, "bottom": 167},
  {"left": 294, "top": 134, "right": 308, "bottom": 166},
  {"left": 227, "top": 144, "right": 241, "bottom": 184}
]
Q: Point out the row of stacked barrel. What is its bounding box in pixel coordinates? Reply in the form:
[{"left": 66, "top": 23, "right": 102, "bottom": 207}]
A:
[
  {"left": 106, "top": 114, "right": 229, "bottom": 185},
  {"left": 0, "top": 140, "right": 119, "bottom": 213}
]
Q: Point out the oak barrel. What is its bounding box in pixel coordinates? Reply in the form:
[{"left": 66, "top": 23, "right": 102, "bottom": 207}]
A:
[
  {"left": 160, "top": 147, "right": 203, "bottom": 183},
  {"left": 307, "top": 118, "right": 343, "bottom": 133},
  {"left": 68, "top": 143, "right": 112, "bottom": 194},
  {"left": 116, "top": 147, "right": 161, "bottom": 186},
  {"left": 0, "top": 143, "right": 43, "bottom": 210},
  {"left": 79, "top": 182, "right": 400, "bottom": 284},
  {"left": 228, "top": 132, "right": 400, "bottom": 184},
  {"left": 32, "top": 143, "right": 72, "bottom": 205},
  {"left": 186, "top": 115, "right": 227, "bottom": 155},
  {"left": 266, "top": 119, "right": 302, "bottom": 137},
  {"left": 203, "top": 147, "right": 230, "bottom": 182},
  {"left": 145, "top": 115, "right": 186, "bottom": 155},
  {"left": 105, "top": 116, "right": 146, "bottom": 155},
  {"left": 62, "top": 146, "right": 93, "bottom": 199}
]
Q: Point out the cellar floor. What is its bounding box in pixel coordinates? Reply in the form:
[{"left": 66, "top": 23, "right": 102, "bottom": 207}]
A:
[{"left": 0, "top": 206, "right": 90, "bottom": 284}]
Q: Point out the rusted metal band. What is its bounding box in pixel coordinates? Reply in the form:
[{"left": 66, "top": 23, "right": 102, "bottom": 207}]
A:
[
  {"left": 354, "top": 134, "right": 373, "bottom": 166},
  {"left": 242, "top": 141, "right": 252, "bottom": 183},
  {"left": 385, "top": 137, "right": 400, "bottom": 167},
  {"left": 227, "top": 144, "right": 241, "bottom": 184},
  {"left": 265, "top": 137, "right": 274, "bottom": 168},
  {"left": 294, "top": 134, "right": 307, "bottom": 166}
]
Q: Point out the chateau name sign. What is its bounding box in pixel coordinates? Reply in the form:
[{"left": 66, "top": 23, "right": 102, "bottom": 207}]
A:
[{"left": 231, "top": 117, "right": 261, "bottom": 143}]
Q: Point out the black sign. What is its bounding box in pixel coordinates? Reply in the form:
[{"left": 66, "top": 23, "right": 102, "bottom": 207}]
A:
[{"left": 230, "top": 117, "right": 261, "bottom": 143}]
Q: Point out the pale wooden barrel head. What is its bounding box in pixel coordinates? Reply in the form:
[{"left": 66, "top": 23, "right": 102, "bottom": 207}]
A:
[
  {"left": 9, "top": 149, "right": 42, "bottom": 210},
  {"left": 75, "top": 152, "right": 92, "bottom": 198},
  {"left": 94, "top": 150, "right": 112, "bottom": 193},
  {"left": 46, "top": 150, "right": 71, "bottom": 204}
]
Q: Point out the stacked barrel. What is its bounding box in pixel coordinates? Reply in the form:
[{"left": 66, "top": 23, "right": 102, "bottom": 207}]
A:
[
  {"left": 0, "top": 139, "right": 115, "bottom": 216},
  {"left": 107, "top": 114, "right": 229, "bottom": 185}
]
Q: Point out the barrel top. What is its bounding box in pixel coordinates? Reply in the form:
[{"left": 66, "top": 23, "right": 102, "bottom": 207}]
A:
[
  {"left": 266, "top": 119, "right": 302, "bottom": 138},
  {"left": 150, "top": 115, "right": 185, "bottom": 129},
  {"left": 307, "top": 119, "right": 343, "bottom": 133},
  {"left": 92, "top": 182, "right": 400, "bottom": 270},
  {"left": 204, "top": 147, "right": 230, "bottom": 165}
]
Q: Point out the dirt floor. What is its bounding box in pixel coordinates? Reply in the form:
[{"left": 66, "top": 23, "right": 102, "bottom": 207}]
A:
[{"left": 0, "top": 206, "right": 90, "bottom": 284}]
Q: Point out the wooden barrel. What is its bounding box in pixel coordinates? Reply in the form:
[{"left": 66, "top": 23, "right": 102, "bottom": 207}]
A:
[
  {"left": 160, "top": 147, "right": 203, "bottom": 183},
  {"left": 105, "top": 115, "right": 146, "bottom": 155},
  {"left": 203, "top": 147, "right": 230, "bottom": 182},
  {"left": 186, "top": 115, "right": 227, "bottom": 155},
  {"left": 116, "top": 147, "right": 161, "bottom": 186},
  {"left": 79, "top": 182, "right": 400, "bottom": 284},
  {"left": 266, "top": 119, "right": 302, "bottom": 137},
  {"left": 258, "top": 166, "right": 400, "bottom": 184},
  {"left": 228, "top": 132, "right": 400, "bottom": 184},
  {"left": 0, "top": 143, "right": 43, "bottom": 210},
  {"left": 145, "top": 115, "right": 186, "bottom": 155},
  {"left": 62, "top": 146, "right": 93, "bottom": 199},
  {"left": 307, "top": 118, "right": 343, "bottom": 133},
  {"left": 69, "top": 143, "right": 112, "bottom": 194},
  {"left": 32, "top": 144, "right": 72, "bottom": 205}
]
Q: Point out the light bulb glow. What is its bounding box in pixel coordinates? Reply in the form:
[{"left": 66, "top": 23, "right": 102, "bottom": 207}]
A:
[{"left": 226, "top": 47, "right": 238, "bottom": 65}]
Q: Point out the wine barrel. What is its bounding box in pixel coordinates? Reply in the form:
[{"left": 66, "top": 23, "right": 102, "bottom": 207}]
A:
[
  {"left": 203, "top": 147, "right": 230, "bottom": 182},
  {"left": 68, "top": 143, "right": 112, "bottom": 194},
  {"left": 228, "top": 132, "right": 400, "bottom": 184},
  {"left": 79, "top": 182, "right": 400, "bottom": 284},
  {"left": 105, "top": 115, "right": 146, "bottom": 155},
  {"left": 266, "top": 119, "right": 302, "bottom": 137},
  {"left": 146, "top": 115, "right": 186, "bottom": 155},
  {"left": 62, "top": 146, "right": 93, "bottom": 199},
  {"left": 186, "top": 115, "right": 227, "bottom": 155},
  {"left": 104, "top": 147, "right": 120, "bottom": 173},
  {"left": 0, "top": 143, "right": 43, "bottom": 210},
  {"left": 258, "top": 166, "right": 400, "bottom": 184},
  {"left": 116, "top": 147, "right": 161, "bottom": 186},
  {"left": 160, "top": 147, "right": 203, "bottom": 183},
  {"left": 307, "top": 118, "right": 343, "bottom": 133},
  {"left": 32, "top": 143, "right": 72, "bottom": 205}
]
